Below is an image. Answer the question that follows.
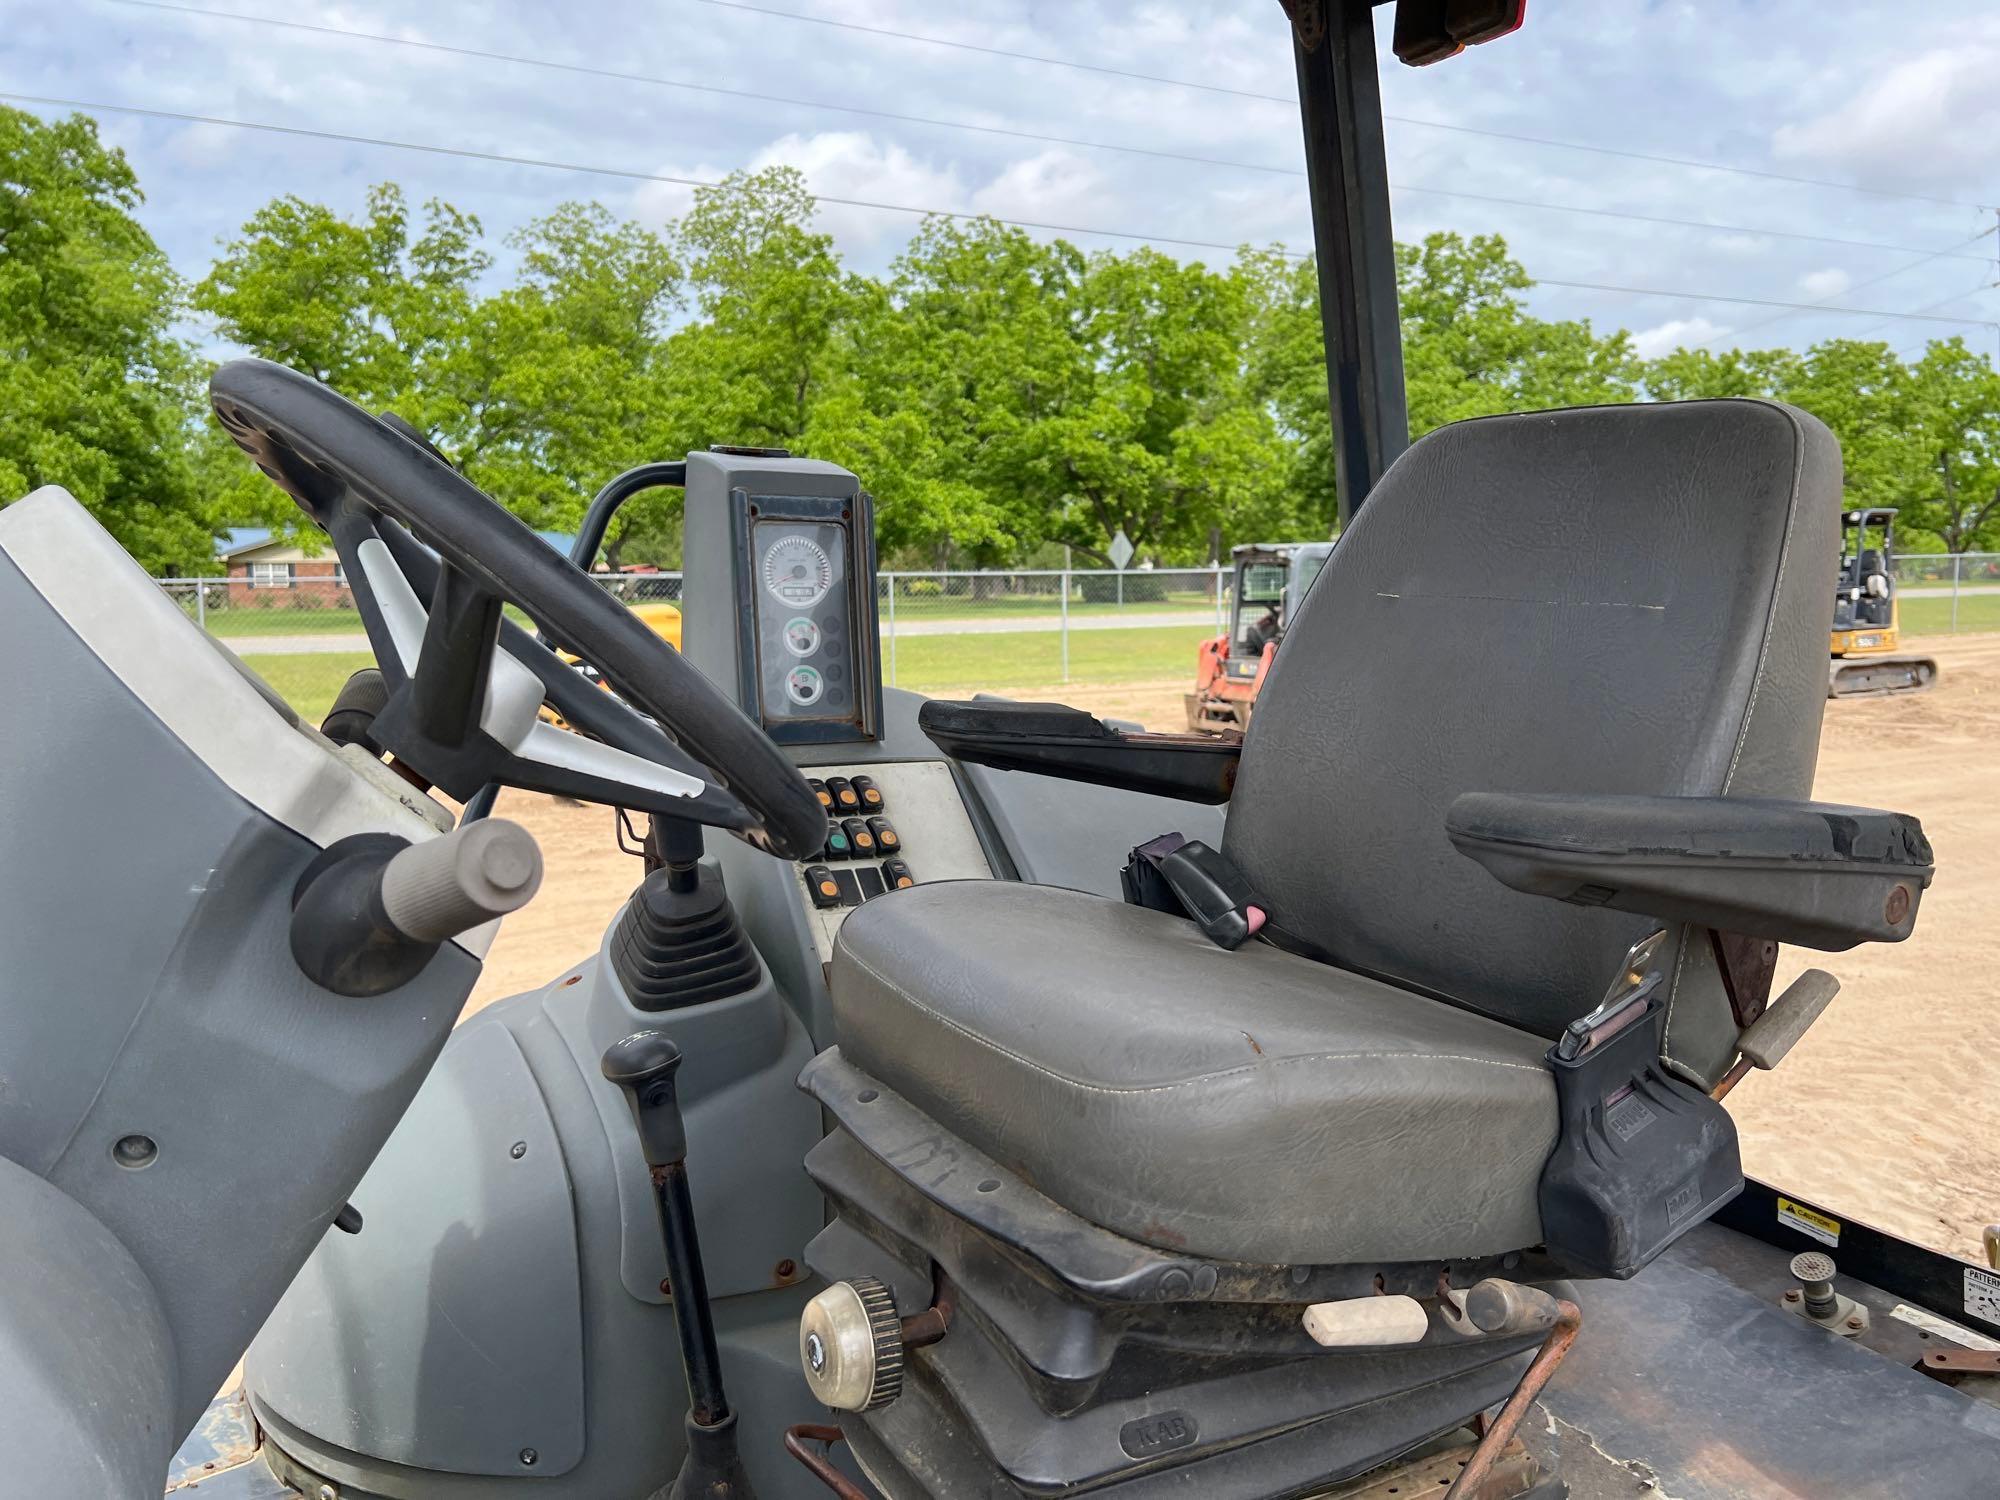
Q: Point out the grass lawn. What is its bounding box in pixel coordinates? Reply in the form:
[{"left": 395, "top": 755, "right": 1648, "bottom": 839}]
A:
[
  {"left": 240, "top": 624, "right": 1213, "bottom": 725},
  {"left": 887, "top": 623, "right": 1207, "bottom": 690},
  {"left": 890, "top": 590, "right": 1216, "bottom": 621},
  {"left": 239, "top": 651, "right": 377, "bottom": 723},
  {"left": 201, "top": 606, "right": 366, "bottom": 636},
  {"left": 1900, "top": 595, "right": 2000, "bottom": 634}
]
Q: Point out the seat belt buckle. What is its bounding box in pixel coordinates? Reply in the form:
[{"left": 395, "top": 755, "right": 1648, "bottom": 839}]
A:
[{"left": 1121, "top": 834, "right": 1267, "bottom": 951}]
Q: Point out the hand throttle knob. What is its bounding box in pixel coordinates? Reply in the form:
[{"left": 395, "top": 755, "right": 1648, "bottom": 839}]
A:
[{"left": 381, "top": 818, "right": 543, "bottom": 942}]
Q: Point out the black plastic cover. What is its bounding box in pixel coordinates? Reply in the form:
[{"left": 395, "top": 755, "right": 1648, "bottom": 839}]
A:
[
  {"left": 1539, "top": 994, "right": 1743, "bottom": 1279},
  {"left": 1447, "top": 792, "right": 1932, "bottom": 950},
  {"left": 919, "top": 699, "right": 1240, "bottom": 803}
]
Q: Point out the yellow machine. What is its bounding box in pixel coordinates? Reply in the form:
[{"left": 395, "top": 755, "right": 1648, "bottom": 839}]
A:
[
  {"left": 1828, "top": 507, "right": 1937, "bottom": 697},
  {"left": 548, "top": 598, "right": 682, "bottom": 725}
]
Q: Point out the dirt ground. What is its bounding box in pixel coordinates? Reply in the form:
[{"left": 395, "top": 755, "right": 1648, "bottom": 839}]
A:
[{"left": 469, "top": 634, "right": 2000, "bottom": 1261}]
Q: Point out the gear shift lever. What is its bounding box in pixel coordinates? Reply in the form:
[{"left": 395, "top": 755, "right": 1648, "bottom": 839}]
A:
[{"left": 603, "top": 1031, "right": 758, "bottom": 1500}]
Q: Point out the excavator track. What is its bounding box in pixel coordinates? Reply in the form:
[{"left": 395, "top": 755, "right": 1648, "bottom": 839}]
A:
[{"left": 1828, "top": 655, "right": 1938, "bottom": 698}]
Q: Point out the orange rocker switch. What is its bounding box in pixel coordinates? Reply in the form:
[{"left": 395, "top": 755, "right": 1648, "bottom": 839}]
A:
[
  {"left": 881, "top": 858, "right": 915, "bottom": 890},
  {"left": 804, "top": 864, "right": 843, "bottom": 910},
  {"left": 841, "top": 818, "right": 876, "bottom": 856},
  {"left": 866, "top": 817, "right": 900, "bottom": 853}
]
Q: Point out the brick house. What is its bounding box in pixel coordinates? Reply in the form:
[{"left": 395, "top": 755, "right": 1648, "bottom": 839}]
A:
[{"left": 217, "top": 533, "right": 350, "bottom": 610}]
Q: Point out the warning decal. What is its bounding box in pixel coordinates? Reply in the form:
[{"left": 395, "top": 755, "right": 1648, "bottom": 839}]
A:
[
  {"left": 1966, "top": 1267, "right": 2000, "bottom": 1328},
  {"left": 1777, "top": 1197, "right": 1841, "bottom": 1247}
]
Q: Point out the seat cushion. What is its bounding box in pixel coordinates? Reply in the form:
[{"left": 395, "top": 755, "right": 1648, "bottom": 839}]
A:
[{"left": 830, "top": 880, "right": 1559, "bottom": 1265}]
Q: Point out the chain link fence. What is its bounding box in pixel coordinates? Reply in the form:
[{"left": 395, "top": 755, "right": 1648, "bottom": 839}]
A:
[
  {"left": 152, "top": 556, "right": 1999, "bottom": 721},
  {"left": 1892, "top": 553, "right": 2000, "bottom": 634}
]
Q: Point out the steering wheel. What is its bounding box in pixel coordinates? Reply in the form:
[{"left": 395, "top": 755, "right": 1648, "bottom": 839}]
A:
[{"left": 208, "top": 358, "right": 826, "bottom": 861}]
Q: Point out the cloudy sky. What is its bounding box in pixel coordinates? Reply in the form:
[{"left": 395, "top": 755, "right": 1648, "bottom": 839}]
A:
[{"left": 8, "top": 0, "right": 1999, "bottom": 363}]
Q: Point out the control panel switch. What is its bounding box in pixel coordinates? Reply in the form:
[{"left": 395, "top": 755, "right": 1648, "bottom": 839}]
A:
[
  {"left": 823, "top": 823, "right": 853, "bottom": 860},
  {"left": 865, "top": 816, "right": 900, "bottom": 853},
  {"left": 805, "top": 864, "right": 843, "bottom": 910},
  {"left": 881, "top": 858, "right": 915, "bottom": 890},
  {"left": 842, "top": 817, "right": 876, "bottom": 856},
  {"left": 808, "top": 777, "right": 834, "bottom": 812},
  {"left": 825, "top": 776, "right": 861, "bottom": 814},
  {"left": 850, "top": 774, "right": 885, "bottom": 812}
]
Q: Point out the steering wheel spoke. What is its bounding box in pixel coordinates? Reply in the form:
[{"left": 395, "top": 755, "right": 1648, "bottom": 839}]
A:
[{"left": 410, "top": 561, "right": 502, "bottom": 749}]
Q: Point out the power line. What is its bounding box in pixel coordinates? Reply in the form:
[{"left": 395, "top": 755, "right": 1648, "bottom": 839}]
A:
[
  {"left": 101, "top": 0, "right": 2000, "bottom": 269},
  {"left": 1536, "top": 275, "right": 1998, "bottom": 328},
  {"left": 102, "top": 0, "right": 1303, "bottom": 180},
  {"left": 692, "top": 0, "right": 1998, "bottom": 213},
  {"left": 1385, "top": 117, "right": 1993, "bottom": 214},
  {"left": 1844, "top": 280, "right": 2000, "bottom": 343},
  {"left": 1700, "top": 227, "right": 1996, "bottom": 347},
  {"left": 686, "top": 0, "right": 1295, "bottom": 106},
  {"left": 0, "top": 90, "right": 1302, "bottom": 258},
  {"left": 1391, "top": 183, "right": 1994, "bottom": 265}
]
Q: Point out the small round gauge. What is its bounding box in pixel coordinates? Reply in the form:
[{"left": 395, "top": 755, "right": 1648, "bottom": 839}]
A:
[
  {"left": 763, "top": 535, "right": 833, "bottom": 608},
  {"left": 784, "top": 664, "right": 826, "bottom": 707},
  {"left": 782, "top": 616, "right": 822, "bottom": 657}
]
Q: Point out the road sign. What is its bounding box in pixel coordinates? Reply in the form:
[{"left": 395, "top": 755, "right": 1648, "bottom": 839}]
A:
[{"left": 1108, "top": 529, "right": 1135, "bottom": 571}]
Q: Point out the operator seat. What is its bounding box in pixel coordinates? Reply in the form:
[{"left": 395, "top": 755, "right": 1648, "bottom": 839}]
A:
[{"left": 828, "top": 399, "right": 1839, "bottom": 1265}]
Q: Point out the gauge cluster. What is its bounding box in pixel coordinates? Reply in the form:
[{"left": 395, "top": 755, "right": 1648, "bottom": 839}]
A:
[{"left": 741, "top": 506, "right": 879, "bottom": 742}]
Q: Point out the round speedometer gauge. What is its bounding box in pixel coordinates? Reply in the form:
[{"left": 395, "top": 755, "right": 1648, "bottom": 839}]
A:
[{"left": 762, "top": 535, "right": 833, "bottom": 608}]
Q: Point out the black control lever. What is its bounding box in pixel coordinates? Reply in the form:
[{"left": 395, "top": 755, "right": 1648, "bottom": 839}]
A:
[{"left": 602, "top": 1031, "right": 758, "bottom": 1500}]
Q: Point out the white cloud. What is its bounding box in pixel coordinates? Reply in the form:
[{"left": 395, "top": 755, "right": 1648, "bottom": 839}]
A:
[
  {"left": 1799, "top": 267, "right": 1851, "bottom": 299},
  {"left": 968, "top": 149, "right": 1109, "bottom": 229},
  {"left": 1631, "top": 317, "right": 1727, "bottom": 359},
  {"left": 1773, "top": 29, "right": 2000, "bottom": 186},
  {"left": 750, "top": 132, "right": 967, "bottom": 249}
]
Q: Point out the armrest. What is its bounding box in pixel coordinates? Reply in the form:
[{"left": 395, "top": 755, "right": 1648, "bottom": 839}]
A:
[
  {"left": 1446, "top": 792, "right": 1933, "bottom": 950},
  {"left": 917, "top": 699, "right": 1239, "bottom": 803}
]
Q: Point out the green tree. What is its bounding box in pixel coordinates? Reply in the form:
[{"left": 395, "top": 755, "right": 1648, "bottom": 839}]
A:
[
  {"left": 1896, "top": 338, "right": 2000, "bottom": 552},
  {"left": 445, "top": 203, "right": 682, "bottom": 550},
  {"left": 654, "top": 168, "right": 855, "bottom": 454},
  {"left": 195, "top": 182, "right": 488, "bottom": 407},
  {"left": 1039, "top": 247, "right": 1292, "bottom": 564},
  {"left": 1399, "top": 232, "right": 1639, "bottom": 435},
  {"left": 826, "top": 216, "right": 1086, "bottom": 564},
  {"left": 1235, "top": 246, "right": 1338, "bottom": 542},
  {"left": 0, "top": 107, "right": 214, "bottom": 573}
]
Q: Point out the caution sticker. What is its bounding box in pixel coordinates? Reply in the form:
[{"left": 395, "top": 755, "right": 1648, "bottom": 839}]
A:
[
  {"left": 1966, "top": 1267, "right": 2000, "bottom": 1328},
  {"left": 1777, "top": 1197, "right": 1841, "bottom": 1247}
]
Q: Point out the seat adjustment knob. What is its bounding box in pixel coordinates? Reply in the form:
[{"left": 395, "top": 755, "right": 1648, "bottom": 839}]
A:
[{"left": 800, "top": 1276, "right": 904, "bottom": 1411}]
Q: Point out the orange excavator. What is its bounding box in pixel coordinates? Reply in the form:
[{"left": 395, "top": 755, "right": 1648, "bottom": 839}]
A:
[{"left": 1186, "top": 540, "right": 1334, "bottom": 731}]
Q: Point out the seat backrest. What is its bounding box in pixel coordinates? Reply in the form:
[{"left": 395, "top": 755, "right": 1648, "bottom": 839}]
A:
[{"left": 1224, "top": 400, "right": 1840, "bottom": 1086}]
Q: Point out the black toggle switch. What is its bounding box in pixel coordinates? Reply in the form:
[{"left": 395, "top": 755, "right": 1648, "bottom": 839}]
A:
[
  {"left": 825, "top": 776, "right": 861, "bottom": 814},
  {"left": 851, "top": 774, "right": 885, "bottom": 812},
  {"left": 881, "top": 858, "right": 915, "bottom": 890},
  {"left": 822, "top": 822, "right": 853, "bottom": 861},
  {"left": 804, "top": 864, "right": 843, "bottom": 909},
  {"left": 866, "top": 816, "right": 900, "bottom": 853},
  {"left": 808, "top": 777, "right": 833, "bottom": 812},
  {"left": 842, "top": 817, "right": 876, "bottom": 857}
]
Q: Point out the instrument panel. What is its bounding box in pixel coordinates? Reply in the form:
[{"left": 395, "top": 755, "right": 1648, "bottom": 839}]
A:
[
  {"left": 790, "top": 760, "right": 992, "bottom": 963},
  {"left": 734, "top": 495, "right": 882, "bottom": 745}
]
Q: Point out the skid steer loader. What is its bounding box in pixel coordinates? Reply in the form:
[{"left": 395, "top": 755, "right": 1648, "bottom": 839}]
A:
[
  {"left": 1829, "top": 507, "right": 1939, "bottom": 697},
  {"left": 1185, "top": 540, "right": 1333, "bottom": 731}
]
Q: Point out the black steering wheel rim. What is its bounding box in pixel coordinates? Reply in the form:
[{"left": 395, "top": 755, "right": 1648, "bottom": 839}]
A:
[{"left": 209, "top": 358, "right": 826, "bottom": 860}]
